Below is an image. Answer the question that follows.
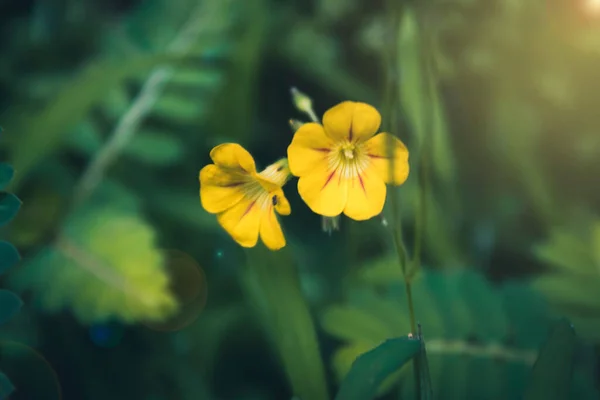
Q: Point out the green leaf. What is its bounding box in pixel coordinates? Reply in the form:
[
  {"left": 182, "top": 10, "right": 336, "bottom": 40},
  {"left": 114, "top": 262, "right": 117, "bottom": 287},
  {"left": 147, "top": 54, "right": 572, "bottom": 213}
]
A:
[
  {"left": 0, "top": 193, "right": 21, "bottom": 228},
  {"left": 244, "top": 245, "right": 329, "bottom": 400},
  {"left": 10, "top": 205, "right": 177, "bottom": 324},
  {"left": 0, "top": 372, "right": 15, "bottom": 399},
  {"left": 0, "top": 165, "right": 14, "bottom": 191},
  {"left": 124, "top": 132, "right": 184, "bottom": 166},
  {"left": 334, "top": 336, "right": 420, "bottom": 400},
  {"left": 168, "top": 68, "right": 223, "bottom": 87},
  {"left": 321, "top": 305, "right": 396, "bottom": 343},
  {"left": 0, "top": 242, "right": 20, "bottom": 276},
  {"left": 523, "top": 319, "right": 577, "bottom": 400},
  {"left": 0, "top": 290, "right": 23, "bottom": 325},
  {"left": 397, "top": 7, "right": 456, "bottom": 186},
  {"left": 65, "top": 120, "right": 103, "bottom": 155},
  {"left": 151, "top": 94, "right": 205, "bottom": 122},
  {"left": 6, "top": 52, "right": 198, "bottom": 189}
]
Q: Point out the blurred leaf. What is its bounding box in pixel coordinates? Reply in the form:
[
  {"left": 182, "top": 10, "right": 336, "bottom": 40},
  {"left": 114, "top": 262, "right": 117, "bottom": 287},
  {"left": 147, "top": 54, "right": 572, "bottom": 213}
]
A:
[
  {"left": 0, "top": 290, "right": 23, "bottom": 325},
  {"left": 533, "top": 228, "right": 596, "bottom": 275},
  {"left": 523, "top": 319, "right": 577, "bottom": 400},
  {"left": 324, "top": 264, "right": 598, "bottom": 399},
  {"left": 103, "top": 88, "right": 132, "bottom": 120},
  {"left": 532, "top": 220, "right": 600, "bottom": 345},
  {"left": 356, "top": 256, "right": 404, "bottom": 284},
  {"left": 0, "top": 165, "right": 14, "bottom": 191},
  {"left": 65, "top": 120, "right": 103, "bottom": 155},
  {"left": 533, "top": 273, "right": 600, "bottom": 311},
  {"left": 151, "top": 94, "right": 205, "bottom": 122},
  {"left": 147, "top": 191, "right": 218, "bottom": 230},
  {"left": 244, "top": 245, "right": 329, "bottom": 400},
  {"left": 9, "top": 189, "right": 64, "bottom": 249},
  {"left": 11, "top": 205, "right": 177, "bottom": 324},
  {"left": 0, "top": 242, "right": 20, "bottom": 276},
  {"left": 397, "top": 7, "right": 456, "bottom": 186},
  {"left": 124, "top": 132, "right": 184, "bottom": 166},
  {"left": 5, "top": 53, "right": 198, "bottom": 188},
  {"left": 591, "top": 223, "right": 600, "bottom": 267},
  {"left": 321, "top": 305, "right": 395, "bottom": 343},
  {"left": 0, "top": 193, "right": 21, "bottom": 228},
  {"left": 334, "top": 337, "right": 420, "bottom": 400},
  {"left": 0, "top": 372, "right": 15, "bottom": 399},
  {"left": 168, "top": 69, "right": 223, "bottom": 87},
  {"left": 501, "top": 282, "right": 551, "bottom": 349}
]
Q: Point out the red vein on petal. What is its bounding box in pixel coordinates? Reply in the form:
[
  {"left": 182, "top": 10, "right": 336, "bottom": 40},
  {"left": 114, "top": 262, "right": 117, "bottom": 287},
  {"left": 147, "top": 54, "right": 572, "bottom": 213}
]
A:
[
  {"left": 367, "top": 154, "right": 388, "bottom": 159},
  {"left": 221, "top": 182, "right": 244, "bottom": 188},
  {"left": 321, "top": 170, "right": 336, "bottom": 191},
  {"left": 348, "top": 119, "right": 354, "bottom": 142},
  {"left": 241, "top": 201, "right": 256, "bottom": 219},
  {"left": 358, "top": 174, "right": 367, "bottom": 195}
]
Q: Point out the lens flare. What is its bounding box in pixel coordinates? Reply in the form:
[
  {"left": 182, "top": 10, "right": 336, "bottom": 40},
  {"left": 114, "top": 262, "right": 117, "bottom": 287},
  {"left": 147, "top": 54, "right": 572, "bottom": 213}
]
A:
[
  {"left": 0, "top": 341, "right": 62, "bottom": 400},
  {"left": 143, "top": 249, "right": 208, "bottom": 332}
]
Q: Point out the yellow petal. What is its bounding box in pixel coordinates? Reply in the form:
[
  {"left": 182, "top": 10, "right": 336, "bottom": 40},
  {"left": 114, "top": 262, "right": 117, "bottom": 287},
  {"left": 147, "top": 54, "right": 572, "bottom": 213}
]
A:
[
  {"left": 322, "top": 101, "right": 381, "bottom": 142},
  {"left": 216, "top": 196, "right": 261, "bottom": 248},
  {"left": 199, "top": 165, "right": 247, "bottom": 213},
  {"left": 259, "top": 208, "right": 286, "bottom": 250},
  {"left": 363, "top": 133, "right": 410, "bottom": 185},
  {"left": 343, "top": 167, "right": 387, "bottom": 221},
  {"left": 287, "top": 123, "right": 334, "bottom": 177},
  {"left": 273, "top": 189, "right": 291, "bottom": 216},
  {"left": 297, "top": 161, "right": 348, "bottom": 217},
  {"left": 210, "top": 143, "right": 257, "bottom": 174}
]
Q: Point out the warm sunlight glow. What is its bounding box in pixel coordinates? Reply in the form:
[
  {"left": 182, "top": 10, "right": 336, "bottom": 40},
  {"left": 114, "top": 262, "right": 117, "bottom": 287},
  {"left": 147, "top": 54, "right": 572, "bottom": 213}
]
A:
[{"left": 584, "top": 0, "right": 600, "bottom": 15}]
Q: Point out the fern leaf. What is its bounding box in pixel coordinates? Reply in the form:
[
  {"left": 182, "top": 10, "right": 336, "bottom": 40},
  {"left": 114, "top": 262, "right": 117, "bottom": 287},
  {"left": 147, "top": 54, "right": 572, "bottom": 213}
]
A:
[
  {"left": 11, "top": 205, "right": 178, "bottom": 325},
  {"left": 64, "top": 0, "right": 239, "bottom": 170}
]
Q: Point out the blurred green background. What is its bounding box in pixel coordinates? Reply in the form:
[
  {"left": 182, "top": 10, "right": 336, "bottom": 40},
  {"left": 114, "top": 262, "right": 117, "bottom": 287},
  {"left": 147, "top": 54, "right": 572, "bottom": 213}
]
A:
[{"left": 0, "top": 0, "right": 599, "bottom": 399}]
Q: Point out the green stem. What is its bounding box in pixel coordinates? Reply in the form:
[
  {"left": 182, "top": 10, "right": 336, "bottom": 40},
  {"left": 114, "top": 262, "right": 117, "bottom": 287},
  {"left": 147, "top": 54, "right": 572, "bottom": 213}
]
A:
[
  {"left": 410, "top": 2, "right": 434, "bottom": 279},
  {"left": 404, "top": 279, "right": 417, "bottom": 334},
  {"left": 383, "top": 0, "right": 417, "bottom": 335}
]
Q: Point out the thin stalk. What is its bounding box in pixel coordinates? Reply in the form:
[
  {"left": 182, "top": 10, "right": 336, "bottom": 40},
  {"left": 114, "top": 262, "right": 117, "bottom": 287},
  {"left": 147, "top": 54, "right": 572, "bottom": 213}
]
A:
[
  {"left": 383, "top": 0, "right": 417, "bottom": 335},
  {"left": 409, "top": 1, "right": 434, "bottom": 279},
  {"left": 71, "top": 0, "right": 224, "bottom": 206}
]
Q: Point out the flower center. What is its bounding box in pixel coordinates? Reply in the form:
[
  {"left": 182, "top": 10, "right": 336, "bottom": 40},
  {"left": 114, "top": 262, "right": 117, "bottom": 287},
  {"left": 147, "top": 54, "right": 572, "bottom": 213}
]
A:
[
  {"left": 341, "top": 143, "right": 356, "bottom": 161},
  {"left": 330, "top": 141, "right": 369, "bottom": 179}
]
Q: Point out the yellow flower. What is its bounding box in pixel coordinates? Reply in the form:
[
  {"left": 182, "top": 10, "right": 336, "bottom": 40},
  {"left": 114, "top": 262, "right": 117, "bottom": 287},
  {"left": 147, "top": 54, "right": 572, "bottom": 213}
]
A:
[
  {"left": 199, "top": 143, "right": 291, "bottom": 250},
  {"left": 287, "top": 101, "right": 410, "bottom": 220}
]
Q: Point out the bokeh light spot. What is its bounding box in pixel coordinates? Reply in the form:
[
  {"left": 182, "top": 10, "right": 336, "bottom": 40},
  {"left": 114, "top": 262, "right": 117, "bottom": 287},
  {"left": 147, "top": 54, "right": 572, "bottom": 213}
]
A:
[
  {"left": 89, "top": 323, "right": 125, "bottom": 348},
  {"left": 143, "top": 249, "right": 208, "bottom": 332},
  {"left": 0, "top": 341, "right": 62, "bottom": 400}
]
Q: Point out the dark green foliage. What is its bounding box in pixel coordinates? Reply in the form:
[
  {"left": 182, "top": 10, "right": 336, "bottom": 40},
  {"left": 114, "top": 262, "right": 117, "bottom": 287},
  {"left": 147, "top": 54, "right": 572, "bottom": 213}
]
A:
[
  {"left": 523, "top": 319, "right": 577, "bottom": 400},
  {"left": 334, "top": 337, "right": 420, "bottom": 400},
  {"left": 0, "top": 290, "right": 22, "bottom": 325},
  {"left": 243, "top": 245, "right": 329, "bottom": 400},
  {"left": 0, "top": 242, "right": 19, "bottom": 276},
  {"left": 0, "top": 164, "right": 14, "bottom": 191},
  {"left": 0, "top": 372, "right": 15, "bottom": 399},
  {"left": 323, "top": 263, "right": 600, "bottom": 400},
  {"left": 0, "top": 193, "right": 21, "bottom": 228},
  {"left": 0, "top": 163, "right": 22, "bottom": 397},
  {"left": 0, "top": 168, "right": 22, "bottom": 326}
]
